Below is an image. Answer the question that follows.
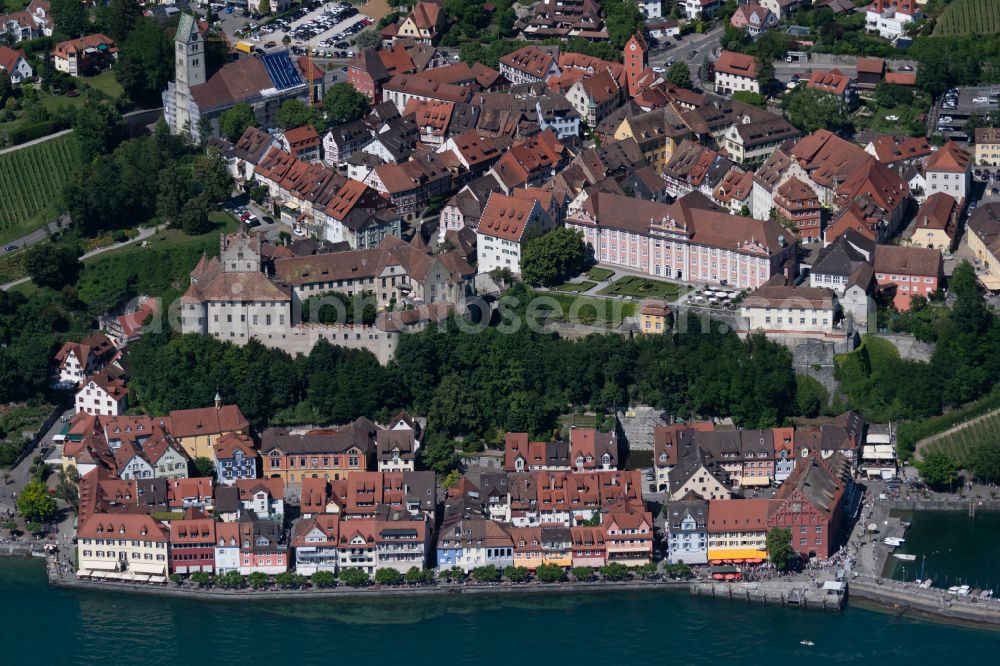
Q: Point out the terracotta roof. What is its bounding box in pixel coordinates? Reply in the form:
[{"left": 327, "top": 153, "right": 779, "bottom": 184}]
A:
[
  {"left": 78, "top": 513, "right": 169, "bottom": 541},
  {"left": 715, "top": 51, "right": 758, "bottom": 79},
  {"left": 0, "top": 46, "right": 26, "bottom": 74},
  {"left": 925, "top": 141, "right": 971, "bottom": 174},
  {"left": 213, "top": 432, "right": 257, "bottom": 460},
  {"left": 867, "top": 134, "right": 931, "bottom": 164},
  {"left": 908, "top": 192, "right": 957, "bottom": 238},
  {"left": 776, "top": 176, "right": 818, "bottom": 203},
  {"left": 806, "top": 68, "right": 851, "bottom": 96},
  {"left": 478, "top": 192, "right": 539, "bottom": 242},
  {"left": 575, "top": 69, "right": 621, "bottom": 105},
  {"left": 166, "top": 405, "right": 249, "bottom": 439},
  {"left": 976, "top": 127, "right": 1000, "bottom": 145},
  {"left": 744, "top": 282, "right": 836, "bottom": 309},
  {"left": 407, "top": 1, "right": 442, "bottom": 29},
  {"left": 54, "top": 33, "right": 116, "bottom": 60},
  {"left": 884, "top": 71, "right": 916, "bottom": 86},
  {"left": 384, "top": 74, "right": 471, "bottom": 104},
  {"left": 856, "top": 57, "right": 885, "bottom": 75},
  {"left": 500, "top": 45, "right": 558, "bottom": 79},
  {"left": 707, "top": 498, "right": 775, "bottom": 533},
  {"left": 874, "top": 244, "right": 942, "bottom": 277},
  {"left": 714, "top": 168, "right": 754, "bottom": 204}
]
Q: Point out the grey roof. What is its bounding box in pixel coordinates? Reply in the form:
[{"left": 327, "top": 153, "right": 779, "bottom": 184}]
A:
[
  {"left": 214, "top": 485, "right": 241, "bottom": 514},
  {"left": 666, "top": 495, "right": 708, "bottom": 531},
  {"left": 812, "top": 234, "right": 874, "bottom": 277}
]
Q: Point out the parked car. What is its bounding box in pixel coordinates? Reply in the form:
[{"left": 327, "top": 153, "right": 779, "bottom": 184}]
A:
[{"left": 885, "top": 114, "right": 899, "bottom": 121}]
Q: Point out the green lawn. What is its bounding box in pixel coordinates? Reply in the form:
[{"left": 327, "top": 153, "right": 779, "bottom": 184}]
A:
[
  {"left": 537, "top": 292, "right": 637, "bottom": 327},
  {"left": 0, "top": 132, "right": 81, "bottom": 247},
  {"left": 551, "top": 280, "right": 596, "bottom": 293},
  {"left": 586, "top": 267, "right": 615, "bottom": 281},
  {"left": 598, "top": 275, "right": 688, "bottom": 301},
  {"left": 83, "top": 71, "right": 124, "bottom": 99}
]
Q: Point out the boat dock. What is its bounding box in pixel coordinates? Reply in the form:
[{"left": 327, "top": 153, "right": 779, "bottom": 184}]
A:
[
  {"left": 689, "top": 579, "right": 847, "bottom": 612},
  {"left": 850, "top": 575, "right": 1000, "bottom": 627}
]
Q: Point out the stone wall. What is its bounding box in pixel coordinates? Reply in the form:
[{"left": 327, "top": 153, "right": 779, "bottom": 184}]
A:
[{"left": 874, "top": 333, "right": 935, "bottom": 363}]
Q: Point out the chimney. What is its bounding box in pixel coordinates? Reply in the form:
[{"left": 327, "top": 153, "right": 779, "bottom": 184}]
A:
[{"left": 214, "top": 392, "right": 222, "bottom": 410}]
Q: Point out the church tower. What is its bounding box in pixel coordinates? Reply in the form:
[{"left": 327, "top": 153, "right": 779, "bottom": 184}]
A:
[
  {"left": 624, "top": 33, "right": 648, "bottom": 98},
  {"left": 175, "top": 14, "right": 206, "bottom": 92}
]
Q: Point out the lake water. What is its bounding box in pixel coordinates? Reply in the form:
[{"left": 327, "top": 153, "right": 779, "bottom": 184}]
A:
[
  {"left": 886, "top": 511, "right": 1000, "bottom": 592},
  {"left": 1, "top": 558, "right": 997, "bottom": 664}
]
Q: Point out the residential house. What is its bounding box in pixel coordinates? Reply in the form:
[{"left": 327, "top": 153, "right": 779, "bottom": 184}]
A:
[
  {"left": 569, "top": 428, "right": 619, "bottom": 472},
  {"left": 864, "top": 134, "right": 931, "bottom": 166},
  {"left": 603, "top": 510, "right": 653, "bottom": 566},
  {"left": 773, "top": 176, "right": 823, "bottom": 241},
  {"left": 974, "top": 127, "right": 1000, "bottom": 167},
  {"left": 808, "top": 229, "right": 876, "bottom": 294},
  {"left": 806, "top": 68, "right": 855, "bottom": 106},
  {"left": 396, "top": 1, "right": 446, "bottom": 45},
  {"left": 166, "top": 477, "right": 214, "bottom": 512},
  {"left": 376, "top": 426, "right": 419, "bottom": 472},
  {"left": 639, "top": 300, "right": 670, "bottom": 334},
  {"left": 724, "top": 116, "right": 800, "bottom": 167},
  {"left": 260, "top": 420, "right": 375, "bottom": 484},
  {"left": 713, "top": 168, "right": 755, "bottom": 214},
  {"left": 0, "top": 45, "right": 32, "bottom": 83},
  {"left": 730, "top": 3, "right": 778, "bottom": 37},
  {"left": 570, "top": 526, "right": 607, "bottom": 567},
  {"left": 213, "top": 433, "right": 259, "bottom": 484},
  {"left": 904, "top": 192, "right": 959, "bottom": 253},
  {"left": 612, "top": 106, "right": 691, "bottom": 173},
  {"left": 865, "top": 0, "right": 921, "bottom": 41},
  {"left": 714, "top": 51, "right": 759, "bottom": 95},
  {"left": 498, "top": 45, "right": 560, "bottom": 86},
  {"left": 166, "top": 400, "right": 250, "bottom": 461},
  {"left": 143, "top": 430, "right": 191, "bottom": 480},
  {"left": 706, "top": 499, "right": 773, "bottom": 563},
  {"left": 682, "top": 0, "right": 723, "bottom": 20},
  {"left": 965, "top": 203, "right": 1000, "bottom": 290},
  {"left": 169, "top": 510, "right": 216, "bottom": 574},
  {"left": 281, "top": 125, "right": 322, "bottom": 163},
  {"left": 323, "top": 120, "right": 373, "bottom": 167},
  {"left": 667, "top": 435, "right": 732, "bottom": 501},
  {"left": 566, "top": 70, "right": 622, "bottom": 127},
  {"left": 855, "top": 57, "right": 886, "bottom": 89},
  {"left": 665, "top": 494, "right": 709, "bottom": 564},
  {"left": 55, "top": 332, "right": 116, "bottom": 385},
  {"left": 214, "top": 522, "right": 241, "bottom": 574},
  {"left": 76, "top": 514, "right": 171, "bottom": 579},
  {"left": 504, "top": 433, "right": 571, "bottom": 472},
  {"left": 924, "top": 141, "right": 971, "bottom": 203},
  {"left": 0, "top": 0, "right": 53, "bottom": 43},
  {"left": 54, "top": 34, "right": 117, "bottom": 77},
  {"left": 436, "top": 515, "right": 514, "bottom": 572},
  {"left": 231, "top": 126, "right": 280, "bottom": 180},
  {"left": 488, "top": 130, "right": 568, "bottom": 192},
  {"left": 75, "top": 370, "right": 128, "bottom": 417},
  {"left": 475, "top": 192, "right": 552, "bottom": 276},
  {"left": 760, "top": 0, "right": 809, "bottom": 18},
  {"left": 874, "top": 244, "right": 943, "bottom": 310},
  {"left": 292, "top": 514, "right": 341, "bottom": 574},
  {"left": 238, "top": 518, "right": 288, "bottom": 575}
]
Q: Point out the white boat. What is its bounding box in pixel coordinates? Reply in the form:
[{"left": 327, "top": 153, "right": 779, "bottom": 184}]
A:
[
  {"left": 883, "top": 537, "right": 905, "bottom": 547},
  {"left": 958, "top": 585, "right": 971, "bottom": 595},
  {"left": 919, "top": 579, "right": 933, "bottom": 589},
  {"left": 800, "top": 640, "right": 815, "bottom": 646},
  {"left": 948, "top": 586, "right": 961, "bottom": 593},
  {"left": 893, "top": 554, "right": 917, "bottom": 561}
]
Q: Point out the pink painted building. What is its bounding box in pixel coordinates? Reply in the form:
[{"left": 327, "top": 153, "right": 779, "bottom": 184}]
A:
[
  {"left": 567, "top": 191, "right": 795, "bottom": 289},
  {"left": 873, "top": 244, "right": 942, "bottom": 311}
]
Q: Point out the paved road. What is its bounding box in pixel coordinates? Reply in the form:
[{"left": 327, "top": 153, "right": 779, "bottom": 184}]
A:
[
  {"left": 649, "top": 26, "right": 723, "bottom": 87},
  {"left": 0, "top": 128, "right": 73, "bottom": 157},
  {"left": 1, "top": 224, "right": 165, "bottom": 291}
]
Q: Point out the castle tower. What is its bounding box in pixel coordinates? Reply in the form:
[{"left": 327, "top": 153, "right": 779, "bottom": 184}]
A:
[{"left": 624, "top": 33, "right": 648, "bottom": 98}]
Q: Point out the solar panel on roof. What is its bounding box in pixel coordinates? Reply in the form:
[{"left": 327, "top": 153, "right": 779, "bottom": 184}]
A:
[{"left": 262, "top": 52, "right": 303, "bottom": 91}]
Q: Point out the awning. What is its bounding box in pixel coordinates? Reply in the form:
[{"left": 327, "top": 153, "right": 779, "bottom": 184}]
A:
[
  {"left": 128, "top": 563, "right": 167, "bottom": 575},
  {"left": 86, "top": 560, "right": 119, "bottom": 571},
  {"left": 149, "top": 575, "right": 168, "bottom": 584},
  {"left": 99, "top": 571, "right": 124, "bottom": 579},
  {"left": 76, "top": 570, "right": 92, "bottom": 578},
  {"left": 708, "top": 549, "right": 767, "bottom": 561},
  {"left": 740, "top": 477, "right": 771, "bottom": 487}
]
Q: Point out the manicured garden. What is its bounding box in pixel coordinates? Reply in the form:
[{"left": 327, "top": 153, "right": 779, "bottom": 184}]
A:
[
  {"left": 536, "top": 292, "right": 637, "bottom": 327},
  {"left": 551, "top": 280, "right": 596, "bottom": 293},
  {"left": 598, "top": 275, "right": 688, "bottom": 301},
  {"left": 586, "top": 266, "right": 615, "bottom": 281},
  {"left": 0, "top": 132, "right": 81, "bottom": 246}
]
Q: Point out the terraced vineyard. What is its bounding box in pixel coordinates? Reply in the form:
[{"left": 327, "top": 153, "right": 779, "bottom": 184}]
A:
[
  {"left": 934, "top": 0, "right": 1000, "bottom": 35},
  {"left": 923, "top": 411, "right": 1000, "bottom": 466},
  {"left": 0, "top": 132, "right": 80, "bottom": 245}
]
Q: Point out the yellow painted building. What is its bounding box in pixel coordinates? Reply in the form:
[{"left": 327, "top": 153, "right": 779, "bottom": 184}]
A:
[
  {"left": 613, "top": 109, "right": 690, "bottom": 173},
  {"left": 76, "top": 514, "right": 171, "bottom": 579},
  {"left": 974, "top": 128, "right": 1000, "bottom": 166},
  {"left": 966, "top": 208, "right": 1000, "bottom": 290},
  {"left": 640, "top": 300, "right": 670, "bottom": 334},
  {"left": 167, "top": 403, "right": 250, "bottom": 461}
]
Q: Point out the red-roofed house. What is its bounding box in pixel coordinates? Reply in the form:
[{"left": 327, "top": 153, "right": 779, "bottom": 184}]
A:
[
  {"left": 567, "top": 69, "right": 623, "bottom": 126},
  {"left": 714, "top": 50, "right": 759, "bottom": 95},
  {"left": 54, "top": 33, "right": 117, "bottom": 77},
  {"left": 806, "top": 68, "right": 855, "bottom": 105},
  {"left": 774, "top": 177, "right": 823, "bottom": 240},
  {"left": 170, "top": 509, "right": 216, "bottom": 574},
  {"left": 0, "top": 45, "right": 31, "bottom": 83},
  {"left": 396, "top": 1, "right": 446, "bottom": 45},
  {"left": 874, "top": 244, "right": 943, "bottom": 310},
  {"left": 475, "top": 192, "right": 553, "bottom": 276},
  {"left": 281, "top": 125, "right": 322, "bottom": 163},
  {"left": 77, "top": 514, "right": 171, "bottom": 578},
  {"left": 865, "top": 0, "right": 921, "bottom": 41},
  {"left": 604, "top": 510, "right": 653, "bottom": 566},
  {"left": 925, "top": 141, "right": 971, "bottom": 202},
  {"left": 904, "top": 192, "right": 958, "bottom": 253},
  {"left": 864, "top": 134, "right": 931, "bottom": 166},
  {"left": 730, "top": 3, "right": 778, "bottom": 37},
  {"left": 487, "top": 129, "right": 568, "bottom": 192},
  {"left": 55, "top": 332, "right": 116, "bottom": 384},
  {"left": 75, "top": 370, "right": 128, "bottom": 416}
]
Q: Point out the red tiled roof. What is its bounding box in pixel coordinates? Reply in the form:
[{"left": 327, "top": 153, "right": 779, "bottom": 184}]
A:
[
  {"left": 925, "top": 141, "right": 971, "bottom": 174},
  {"left": 806, "top": 68, "right": 850, "bottom": 96},
  {"left": 478, "top": 193, "right": 538, "bottom": 242},
  {"left": 715, "top": 50, "right": 758, "bottom": 78}
]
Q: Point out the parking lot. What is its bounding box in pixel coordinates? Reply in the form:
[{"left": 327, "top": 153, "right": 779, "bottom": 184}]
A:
[{"left": 263, "top": 2, "right": 372, "bottom": 56}]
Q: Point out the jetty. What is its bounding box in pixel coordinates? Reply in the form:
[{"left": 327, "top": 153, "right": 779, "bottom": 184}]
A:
[{"left": 689, "top": 579, "right": 846, "bottom": 612}]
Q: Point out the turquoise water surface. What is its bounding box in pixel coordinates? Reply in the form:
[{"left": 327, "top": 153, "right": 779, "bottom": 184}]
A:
[{"left": 1, "top": 558, "right": 997, "bottom": 664}]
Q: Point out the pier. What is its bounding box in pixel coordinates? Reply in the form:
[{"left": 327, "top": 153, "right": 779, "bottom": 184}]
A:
[{"left": 689, "top": 580, "right": 846, "bottom": 612}]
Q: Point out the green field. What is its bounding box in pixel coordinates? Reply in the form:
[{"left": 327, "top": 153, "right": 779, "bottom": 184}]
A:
[
  {"left": 536, "top": 292, "right": 637, "bottom": 327},
  {"left": 924, "top": 411, "right": 1000, "bottom": 467},
  {"left": 598, "top": 275, "right": 688, "bottom": 301},
  {"left": 0, "top": 133, "right": 81, "bottom": 246},
  {"left": 934, "top": 0, "right": 1000, "bottom": 35}
]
